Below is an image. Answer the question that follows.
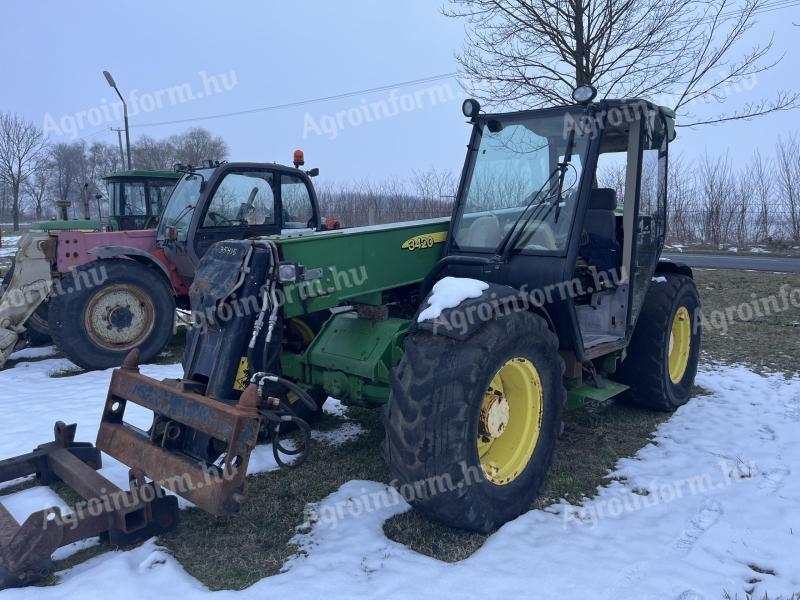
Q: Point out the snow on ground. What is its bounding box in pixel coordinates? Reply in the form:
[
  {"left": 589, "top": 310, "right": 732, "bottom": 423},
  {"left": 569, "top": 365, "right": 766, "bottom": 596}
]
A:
[
  {"left": 7, "top": 345, "right": 59, "bottom": 361},
  {"left": 0, "top": 235, "right": 20, "bottom": 259},
  {"left": 1, "top": 359, "right": 799, "bottom": 598}
]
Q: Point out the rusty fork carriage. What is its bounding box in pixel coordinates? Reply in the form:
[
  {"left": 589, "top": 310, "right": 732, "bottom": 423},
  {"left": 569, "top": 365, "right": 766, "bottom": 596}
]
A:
[{"left": 0, "top": 350, "right": 264, "bottom": 589}]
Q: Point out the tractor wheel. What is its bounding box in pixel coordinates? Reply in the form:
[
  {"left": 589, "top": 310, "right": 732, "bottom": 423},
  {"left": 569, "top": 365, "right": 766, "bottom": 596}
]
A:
[
  {"left": 48, "top": 259, "right": 175, "bottom": 371},
  {"left": 613, "top": 273, "right": 701, "bottom": 411},
  {"left": 25, "top": 305, "right": 52, "bottom": 346},
  {"left": 385, "top": 311, "right": 564, "bottom": 533},
  {"left": 1, "top": 259, "right": 51, "bottom": 346}
]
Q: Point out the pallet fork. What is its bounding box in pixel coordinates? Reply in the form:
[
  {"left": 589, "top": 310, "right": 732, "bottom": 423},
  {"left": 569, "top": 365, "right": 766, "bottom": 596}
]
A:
[{"left": 0, "top": 421, "right": 179, "bottom": 589}]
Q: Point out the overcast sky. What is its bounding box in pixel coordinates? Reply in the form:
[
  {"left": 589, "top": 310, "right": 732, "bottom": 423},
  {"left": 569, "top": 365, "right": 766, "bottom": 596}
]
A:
[{"left": 1, "top": 0, "right": 798, "bottom": 185}]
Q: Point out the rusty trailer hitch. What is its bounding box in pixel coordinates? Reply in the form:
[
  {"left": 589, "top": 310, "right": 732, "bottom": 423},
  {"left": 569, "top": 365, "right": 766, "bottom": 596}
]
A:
[{"left": 0, "top": 421, "right": 179, "bottom": 590}]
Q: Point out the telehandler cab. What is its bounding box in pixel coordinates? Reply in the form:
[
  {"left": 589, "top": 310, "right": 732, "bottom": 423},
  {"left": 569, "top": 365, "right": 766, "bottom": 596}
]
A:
[{"left": 0, "top": 88, "right": 700, "bottom": 588}]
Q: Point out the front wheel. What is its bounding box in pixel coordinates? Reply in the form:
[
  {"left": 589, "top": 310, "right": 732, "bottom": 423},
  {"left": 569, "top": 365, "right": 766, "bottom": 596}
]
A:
[
  {"left": 384, "top": 311, "right": 565, "bottom": 533},
  {"left": 48, "top": 259, "right": 176, "bottom": 371}
]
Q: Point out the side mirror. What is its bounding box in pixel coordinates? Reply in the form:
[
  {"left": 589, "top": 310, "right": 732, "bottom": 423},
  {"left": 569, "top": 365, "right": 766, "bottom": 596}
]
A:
[{"left": 306, "top": 168, "right": 319, "bottom": 177}]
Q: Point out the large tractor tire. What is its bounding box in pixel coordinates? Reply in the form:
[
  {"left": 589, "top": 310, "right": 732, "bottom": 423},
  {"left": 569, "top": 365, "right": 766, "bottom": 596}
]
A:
[
  {"left": 48, "top": 259, "right": 176, "bottom": 371},
  {"left": 1, "top": 259, "right": 51, "bottom": 346},
  {"left": 385, "top": 311, "right": 565, "bottom": 533},
  {"left": 613, "top": 273, "right": 701, "bottom": 411}
]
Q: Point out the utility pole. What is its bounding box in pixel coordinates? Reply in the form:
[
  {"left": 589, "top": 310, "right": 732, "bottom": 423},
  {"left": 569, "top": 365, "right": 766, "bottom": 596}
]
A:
[
  {"left": 81, "top": 183, "right": 90, "bottom": 220},
  {"left": 111, "top": 128, "right": 126, "bottom": 167}
]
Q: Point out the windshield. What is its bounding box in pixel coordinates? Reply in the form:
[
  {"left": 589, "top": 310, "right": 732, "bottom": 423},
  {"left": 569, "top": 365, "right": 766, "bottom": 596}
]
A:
[
  {"left": 453, "top": 111, "right": 590, "bottom": 253},
  {"left": 157, "top": 169, "right": 213, "bottom": 241}
]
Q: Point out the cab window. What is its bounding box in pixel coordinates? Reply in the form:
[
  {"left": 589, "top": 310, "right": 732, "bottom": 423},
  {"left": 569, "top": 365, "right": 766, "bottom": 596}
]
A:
[
  {"left": 203, "top": 172, "right": 275, "bottom": 227},
  {"left": 281, "top": 175, "right": 313, "bottom": 229}
]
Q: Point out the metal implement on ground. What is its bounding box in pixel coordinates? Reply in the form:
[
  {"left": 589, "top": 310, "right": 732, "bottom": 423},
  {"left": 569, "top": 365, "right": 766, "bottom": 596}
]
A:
[{"left": 0, "top": 422, "right": 178, "bottom": 589}]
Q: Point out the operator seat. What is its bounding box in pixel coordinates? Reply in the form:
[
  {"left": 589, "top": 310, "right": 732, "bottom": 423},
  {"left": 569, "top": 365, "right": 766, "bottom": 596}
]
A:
[
  {"left": 580, "top": 188, "right": 619, "bottom": 274},
  {"left": 463, "top": 215, "right": 501, "bottom": 247}
]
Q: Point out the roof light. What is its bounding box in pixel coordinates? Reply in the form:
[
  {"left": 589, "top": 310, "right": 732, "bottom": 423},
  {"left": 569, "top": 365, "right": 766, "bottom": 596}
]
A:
[
  {"left": 462, "top": 98, "right": 481, "bottom": 119},
  {"left": 293, "top": 149, "right": 305, "bottom": 168},
  {"left": 572, "top": 85, "right": 597, "bottom": 105}
]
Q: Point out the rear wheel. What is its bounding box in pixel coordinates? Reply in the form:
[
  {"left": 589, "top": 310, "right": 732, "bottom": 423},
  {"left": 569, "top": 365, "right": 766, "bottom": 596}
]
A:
[
  {"left": 385, "top": 311, "right": 564, "bottom": 533},
  {"left": 614, "top": 273, "right": 701, "bottom": 411},
  {"left": 49, "top": 260, "right": 175, "bottom": 370}
]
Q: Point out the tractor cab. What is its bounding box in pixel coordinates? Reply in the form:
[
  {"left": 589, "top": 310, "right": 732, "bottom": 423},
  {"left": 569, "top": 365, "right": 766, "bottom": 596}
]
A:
[
  {"left": 104, "top": 170, "right": 181, "bottom": 231},
  {"left": 444, "top": 91, "right": 674, "bottom": 363},
  {"left": 156, "top": 161, "right": 322, "bottom": 282}
]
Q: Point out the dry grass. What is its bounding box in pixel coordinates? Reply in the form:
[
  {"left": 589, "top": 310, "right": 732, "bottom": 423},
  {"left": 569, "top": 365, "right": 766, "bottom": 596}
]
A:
[{"left": 696, "top": 270, "right": 800, "bottom": 374}]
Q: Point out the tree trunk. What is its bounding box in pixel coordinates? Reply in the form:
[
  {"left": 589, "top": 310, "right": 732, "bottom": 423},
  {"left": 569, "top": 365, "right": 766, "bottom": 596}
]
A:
[{"left": 11, "top": 179, "right": 20, "bottom": 232}]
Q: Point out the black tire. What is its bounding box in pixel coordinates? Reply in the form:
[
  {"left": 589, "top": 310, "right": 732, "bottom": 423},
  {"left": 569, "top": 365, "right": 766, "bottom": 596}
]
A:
[
  {"left": 1, "top": 259, "right": 51, "bottom": 346},
  {"left": 613, "top": 273, "right": 701, "bottom": 411},
  {"left": 48, "top": 259, "right": 176, "bottom": 371},
  {"left": 26, "top": 305, "right": 52, "bottom": 346},
  {"left": 384, "top": 311, "right": 565, "bottom": 533}
]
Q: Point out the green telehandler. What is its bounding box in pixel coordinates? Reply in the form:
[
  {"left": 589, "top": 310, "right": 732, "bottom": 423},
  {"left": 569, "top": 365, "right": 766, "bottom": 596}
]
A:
[{"left": 0, "top": 88, "right": 700, "bottom": 588}]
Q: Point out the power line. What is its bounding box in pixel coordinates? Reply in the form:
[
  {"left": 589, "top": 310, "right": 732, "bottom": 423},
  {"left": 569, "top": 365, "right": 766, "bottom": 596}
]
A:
[
  {"left": 85, "top": 0, "right": 799, "bottom": 133},
  {"left": 129, "top": 72, "right": 461, "bottom": 129}
]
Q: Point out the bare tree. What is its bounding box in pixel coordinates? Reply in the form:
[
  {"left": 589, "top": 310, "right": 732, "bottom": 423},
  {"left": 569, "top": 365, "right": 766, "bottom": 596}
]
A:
[
  {"left": 745, "top": 151, "right": 773, "bottom": 243},
  {"left": 776, "top": 134, "right": 800, "bottom": 242},
  {"left": 0, "top": 112, "right": 48, "bottom": 230},
  {"left": 131, "top": 135, "right": 176, "bottom": 171},
  {"left": 50, "top": 141, "right": 88, "bottom": 218},
  {"left": 23, "top": 158, "right": 54, "bottom": 219},
  {"left": 131, "top": 128, "right": 228, "bottom": 170},
  {"left": 170, "top": 128, "right": 228, "bottom": 166},
  {"left": 445, "top": 0, "right": 798, "bottom": 125}
]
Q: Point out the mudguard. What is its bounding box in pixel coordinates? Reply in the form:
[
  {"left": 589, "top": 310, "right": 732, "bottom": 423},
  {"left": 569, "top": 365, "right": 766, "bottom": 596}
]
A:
[
  {"left": 89, "top": 244, "right": 171, "bottom": 280},
  {"left": 415, "top": 282, "right": 554, "bottom": 341},
  {"left": 655, "top": 259, "right": 693, "bottom": 278}
]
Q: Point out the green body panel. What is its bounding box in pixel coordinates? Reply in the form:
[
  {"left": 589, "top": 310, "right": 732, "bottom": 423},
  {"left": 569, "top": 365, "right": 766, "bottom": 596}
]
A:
[
  {"left": 29, "top": 219, "right": 100, "bottom": 231},
  {"left": 270, "top": 217, "right": 449, "bottom": 406},
  {"left": 282, "top": 313, "right": 410, "bottom": 406},
  {"left": 274, "top": 218, "right": 449, "bottom": 319}
]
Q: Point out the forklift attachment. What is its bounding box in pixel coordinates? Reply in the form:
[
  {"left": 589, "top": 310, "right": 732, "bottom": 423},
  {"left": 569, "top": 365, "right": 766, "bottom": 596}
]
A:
[
  {"left": 0, "top": 421, "right": 178, "bottom": 590},
  {"left": 96, "top": 350, "right": 262, "bottom": 516}
]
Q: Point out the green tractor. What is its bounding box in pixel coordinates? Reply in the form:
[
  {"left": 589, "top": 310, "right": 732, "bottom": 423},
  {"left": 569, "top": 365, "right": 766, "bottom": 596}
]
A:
[
  {"left": 0, "top": 89, "right": 701, "bottom": 586},
  {"left": 26, "top": 169, "right": 181, "bottom": 233}
]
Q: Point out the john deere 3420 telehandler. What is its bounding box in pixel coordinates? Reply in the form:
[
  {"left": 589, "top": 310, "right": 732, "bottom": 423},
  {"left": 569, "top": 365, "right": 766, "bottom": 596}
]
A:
[{"left": 0, "top": 87, "right": 700, "bottom": 588}]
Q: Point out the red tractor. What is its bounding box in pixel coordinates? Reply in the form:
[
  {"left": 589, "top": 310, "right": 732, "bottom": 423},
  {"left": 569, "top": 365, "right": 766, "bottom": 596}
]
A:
[{"left": 0, "top": 157, "right": 330, "bottom": 370}]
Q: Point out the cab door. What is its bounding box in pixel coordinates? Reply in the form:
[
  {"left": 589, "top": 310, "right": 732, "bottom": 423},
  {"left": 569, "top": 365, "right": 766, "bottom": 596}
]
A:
[
  {"left": 192, "top": 169, "right": 281, "bottom": 259},
  {"left": 624, "top": 108, "right": 669, "bottom": 333}
]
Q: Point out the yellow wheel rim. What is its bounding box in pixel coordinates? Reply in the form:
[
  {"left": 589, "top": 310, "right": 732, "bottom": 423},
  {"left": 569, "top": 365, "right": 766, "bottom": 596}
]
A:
[
  {"left": 477, "top": 357, "right": 544, "bottom": 485},
  {"left": 668, "top": 306, "right": 691, "bottom": 384}
]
